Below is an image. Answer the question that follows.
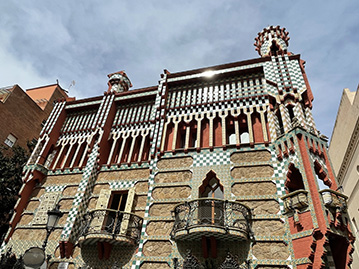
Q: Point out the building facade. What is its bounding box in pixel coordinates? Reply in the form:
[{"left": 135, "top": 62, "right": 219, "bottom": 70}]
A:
[
  {"left": 329, "top": 86, "right": 359, "bottom": 268},
  {"left": 0, "top": 83, "right": 70, "bottom": 150},
  {"left": 1, "top": 26, "right": 355, "bottom": 268}
]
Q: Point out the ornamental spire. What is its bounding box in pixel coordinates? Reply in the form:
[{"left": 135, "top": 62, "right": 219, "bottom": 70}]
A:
[
  {"left": 107, "top": 71, "right": 132, "bottom": 93},
  {"left": 254, "top": 25, "right": 290, "bottom": 57}
]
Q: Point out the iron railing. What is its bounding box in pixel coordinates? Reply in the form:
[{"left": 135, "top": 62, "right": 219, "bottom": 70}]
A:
[
  {"left": 174, "top": 250, "right": 250, "bottom": 269},
  {"left": 171, "top": 198, "right": 252, "bottom": 239},
  {"left": 79, "top": 209, "right": 143, "bottom": 244}
]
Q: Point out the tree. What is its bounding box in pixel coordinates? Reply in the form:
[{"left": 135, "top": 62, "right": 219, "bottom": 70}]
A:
[{"left": 0, "top": 145, "right": 29, "bottom": 243}]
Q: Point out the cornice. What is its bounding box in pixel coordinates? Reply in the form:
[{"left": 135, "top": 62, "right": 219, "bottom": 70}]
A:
[{"left": 336, "top": 115, "right": 359, "bottom": 184}]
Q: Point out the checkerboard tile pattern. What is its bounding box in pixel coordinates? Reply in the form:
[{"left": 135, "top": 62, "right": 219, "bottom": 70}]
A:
[
  {"left": 293, "top": 102, "right": 306, "bottom": 129},
  {"left": 271, "top": 139, "right": 301, "bottom": 214},
  {"left": 193, "top": 149, "right": 231, "bottom": 167},
  {"left": 280, "top": 105, "right": 291, "bottom": 133},
  {"left": 45, "top": 185, "right": 66, "bottom": 192},
  {"left": 288, "top": 58, "right": 305, "bottom": 92},
  {"left": 60, "top": 142, "right": 100, "bottom": 242},
  {"left": 267, "top": 109, "right": 277, "bottom": 141},
  {"left": 110, "top": 180, "right": 137, "bottom": 190},
  {"left": 305, "top": 107, "right": 317, "bottom": 134},
  {"left": 130, "top": 80, "right": 165, "bottom": 269}
]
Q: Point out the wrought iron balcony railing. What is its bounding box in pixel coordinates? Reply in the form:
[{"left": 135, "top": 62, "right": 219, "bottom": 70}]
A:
[
  {"left": 79, "top": 209, "right": 143, "bottom": 245},
  {"left": 319, "top": 189, "right": 348, "bottom": 212},
  {"left": 171, "top": 198, "right": 252, "bottom": 240},
  {"left": 281, "top": 189, "right": 309, "bottom": 213}
]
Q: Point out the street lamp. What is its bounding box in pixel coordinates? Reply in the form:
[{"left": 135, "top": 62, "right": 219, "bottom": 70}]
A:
[
  {"left": 42, "top": 205, "right": 64, "bottom": 250},
  {"left": 23, "top": 205, "right": 63, "bottom": 269}
]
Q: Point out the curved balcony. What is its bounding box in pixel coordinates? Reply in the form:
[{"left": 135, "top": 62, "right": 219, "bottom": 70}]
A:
[
  {"left": 78, "top": 209, "right": 143, "bottom": 246},
  {"left": 281, "top": 189, "right": 309, "bottom": 213},
  {"left": 319, "top": 189, "right": 348, "bottom": 212},
  {"left": 171, "top": 198, "right": 252, "bottom": 241}
]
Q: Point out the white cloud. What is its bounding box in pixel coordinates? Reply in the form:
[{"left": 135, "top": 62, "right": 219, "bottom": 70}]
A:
[{"left": 0, "top": 0, "right": 358, "bottom": 137}]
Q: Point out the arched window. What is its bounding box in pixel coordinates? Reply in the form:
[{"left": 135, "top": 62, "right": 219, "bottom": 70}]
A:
[
  {"left": 198, "top": 172, "right": 224, "bottom": 225},
  {"left": 199, "top": 175, "right": 224, "bottom": 199},
  {"left": 314, "top": 160, "right": 331, "bottom": 190},
  {"left": 287, "top": 105, "right": 295, "bottom": 122},
  {"left": 226, "top": 115, "right": 236, "bottom": 145},
  {"left": 240, "top": 132, "right": 250, "bottom": 144},
  {"left": 285, "top": 163, "right": 305, "bottom": 193},
  {"left": 276, "top": 109, "right": 284, "bottom": 135},
  {"left": 229, "top": 133, "right": 236, "bottom": 145}
]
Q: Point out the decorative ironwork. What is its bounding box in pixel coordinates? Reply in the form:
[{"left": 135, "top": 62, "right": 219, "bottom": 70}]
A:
[
  {"left": 171, "top": 198, "right": 252, "bottom": 239},
  {"left": 218, "top": 252, "right": 250, "bottom": 269},
  {"left": 182, "top": 250, "right": 201, "bottom": 269},
  {"left": 218, "top": 252, "right": 239, "bottom": 269},
  {"left": 79, "top": 209, "right": 143, "bottom": 244}
]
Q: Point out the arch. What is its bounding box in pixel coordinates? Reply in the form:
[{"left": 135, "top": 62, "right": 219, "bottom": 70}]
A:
[
  {"left": 285, "top": 163, "right": 305, "bottom": 193},
  {"left": 199, "top": 171, "right": 224, "bottom": 199},
  {"left": 276, "top": 109, "right": 284, "bottom": 135},
  {"left": 226, "top": 115, "right": 236, "bottom": 145},
  {"left": 198, "top": 171, "right": 224, "bottom": 226},
  {"left": 270, "top": 40, "right": 280, "bottom": 56},
  {"left": 314, "top": 160, "right": 332, "bottom": 189},
  {"left": 251, "top": 111, "right": 264, "bottom": 143},
  {"left": 286, "top": 104, "right": 295, "bottom": 122},
  {"left": 188, "top": 120, "right": 197, "bottom": 148},
  {"left": 201, "top": 117, "right": 210, "bottom": 148},
  {"left": 165, "top": 122, "right": 174, "bottom": 151},
  {"left": 239, "top": 114, "right": 249, "bottom": 144},
  {"left": 176, "top": 121, "right": 187, "bottom": 149}
]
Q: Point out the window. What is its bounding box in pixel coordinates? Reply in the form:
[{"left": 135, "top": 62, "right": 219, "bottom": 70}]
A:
[
  {"left": 240, "top": 132, "right": 250, "bottom": 144},
  {"left": 199, "top": 172, "right": 224, "bottom": 225},
  {"left": 4, "top": 134, "right": 17, "bottom": 147},
  {"left": 285, "top": 163, "right": 305, "bottom": 193},
  {"left": 109, "top": 192, "right": 128, "bottom": 211},
  {"left": 100, "top": 189, "right": 135, "bottom": 235},
  {"left": 229, "top": 133, "right": 236, "bottom": 144}
]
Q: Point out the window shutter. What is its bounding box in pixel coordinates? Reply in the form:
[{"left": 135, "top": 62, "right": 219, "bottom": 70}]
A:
[{"left": 121, "top": 188, "right": 135, "bottom": 234}]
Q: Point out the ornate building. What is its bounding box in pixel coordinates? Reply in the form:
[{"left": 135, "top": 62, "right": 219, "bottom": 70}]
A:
[{"left": 1, "top": 26, "right": 355, "bottom": 268}]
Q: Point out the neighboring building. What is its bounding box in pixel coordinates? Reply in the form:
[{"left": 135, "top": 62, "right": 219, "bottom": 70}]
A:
[
  {"left": 0, "top": 83, "right": 70, "bottom": 150},
  {"left": 329, "top": 86, "right": 359, "bottom": 268},
  {"left": 1, "top": 26, "right": 355, "bottom": 268}
]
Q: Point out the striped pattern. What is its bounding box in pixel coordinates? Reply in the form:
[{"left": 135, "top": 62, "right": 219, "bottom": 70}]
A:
[
  {"left": 113, "top": 101, "right": 154, "bottom": 127},
  {"left": 167, "top": 73, "right": 265, "bottom": 109}
]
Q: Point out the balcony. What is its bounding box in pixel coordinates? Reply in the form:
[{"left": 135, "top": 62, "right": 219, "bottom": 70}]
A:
[
  {"left": 78, "top": 209, "right": 143, "bottom": 246},
  {"left": 281, "top": 189, "right": 309, "bottom": 213},
  {"left": 171, "top": 198, "right": 252, "bottom": 241},
  {"left": 319, "top": 189, "right": 348, "bottom": 212}
]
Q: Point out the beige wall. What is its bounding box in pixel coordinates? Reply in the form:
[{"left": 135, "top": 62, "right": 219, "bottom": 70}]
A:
[
  {"left": 329, "top": 86, "right": 359, "bottom": 268},
  {"left": 329, "top": 88, "right": 358, "bottom": 174}
]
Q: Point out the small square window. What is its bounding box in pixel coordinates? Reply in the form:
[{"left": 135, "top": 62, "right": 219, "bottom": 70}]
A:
[{"left": 4, "top": 134, "right": 17, "bottom": 147}]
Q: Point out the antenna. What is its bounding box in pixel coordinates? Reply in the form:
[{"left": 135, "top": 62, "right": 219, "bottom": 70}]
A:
[{"left": 68, "top": 80, "right": 76, "bottom": 91}]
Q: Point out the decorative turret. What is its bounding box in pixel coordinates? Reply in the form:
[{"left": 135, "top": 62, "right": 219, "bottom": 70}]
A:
[
  {"left": 107, "top": 71, "right": 132, "bottom": 93},
  {"left": 254, "top": 25, "right": 290, "bottom": 57}
]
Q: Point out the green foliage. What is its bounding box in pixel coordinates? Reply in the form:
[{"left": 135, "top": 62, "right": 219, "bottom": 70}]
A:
[
  {"left": 0, "top": 247, "right": 24, "bottom": 268},
  {"left": 0, "top": 145, "right": 29, "bottom": 243}
]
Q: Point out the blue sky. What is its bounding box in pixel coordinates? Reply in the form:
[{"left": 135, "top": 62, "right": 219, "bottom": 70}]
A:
[{"left": 1, "top": 1, "right": 358, "bottom": 138}]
